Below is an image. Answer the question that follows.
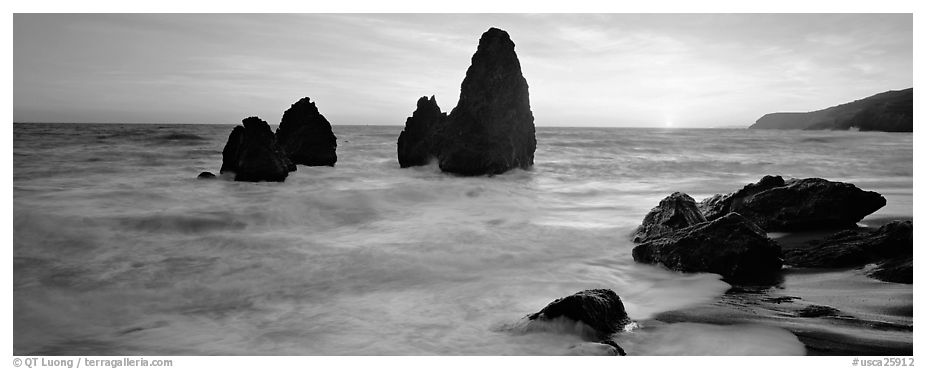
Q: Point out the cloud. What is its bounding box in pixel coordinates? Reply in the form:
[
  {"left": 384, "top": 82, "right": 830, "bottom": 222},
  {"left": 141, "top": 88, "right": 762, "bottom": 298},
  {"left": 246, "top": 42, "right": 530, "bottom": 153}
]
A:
[{"left": 14, "top": 14, "right": 912, "bottom": 127}]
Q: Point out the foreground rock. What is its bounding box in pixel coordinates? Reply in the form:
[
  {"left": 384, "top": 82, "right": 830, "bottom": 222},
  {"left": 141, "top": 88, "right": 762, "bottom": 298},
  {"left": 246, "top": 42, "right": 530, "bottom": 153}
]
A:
[
  {"left": 749, "top": 88, "right": 912, "bottom": 132},
  {"left": 633, "top": 213, "right": 783, "bottom": 282},
  {"left": 784, "top": 220, "right": 912, "bottom": 283},
  {"left": 528, "top": 289, "right": 631, "bottom": 339},
  {"left": 633, "top": 192, "right": 707, "bottom": 242},
  {"left": 275, "top": 97, "right": 338, "bottom": 166},
  {"left": 397, "top": 27, "right": 536, "bottom": 175},
  {"left": 699, "top": 176, "right": 886, "bottom": 231},
  {"left": 527, "top": 289, "right": 630, "bottom": 355},
  {"left": 220, "top": 117, "right": 295, "bottom": 182},
  {"left": 396, "top": 96, "right": 446, "bottom": 167}
]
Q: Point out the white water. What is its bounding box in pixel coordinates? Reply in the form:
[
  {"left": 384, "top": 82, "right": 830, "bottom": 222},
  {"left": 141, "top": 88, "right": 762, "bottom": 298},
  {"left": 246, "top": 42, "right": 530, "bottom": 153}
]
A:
[{"left": 13, "top": 124, "right": 911, "bottom": 355}]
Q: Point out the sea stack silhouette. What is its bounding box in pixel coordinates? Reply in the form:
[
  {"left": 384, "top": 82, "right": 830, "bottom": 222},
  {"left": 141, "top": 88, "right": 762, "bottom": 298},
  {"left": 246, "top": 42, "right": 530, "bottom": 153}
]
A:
[
  {"left": 219, "top": 116, "right": 296, "bottom": 182},
  {"left": 276, "top": 97, "right": 338, "bottom": 166},
  {"left": 397, "top": 95, "right": 446, "bottom": 167},
  {"left": 396, "top": 27, "right": 537, "bottom": 175}
]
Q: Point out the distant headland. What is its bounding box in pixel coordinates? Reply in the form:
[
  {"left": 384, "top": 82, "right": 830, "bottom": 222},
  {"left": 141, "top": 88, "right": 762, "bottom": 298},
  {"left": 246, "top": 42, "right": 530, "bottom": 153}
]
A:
[{"left": 749, "top": 88, "right": 912, "bottom": 132}]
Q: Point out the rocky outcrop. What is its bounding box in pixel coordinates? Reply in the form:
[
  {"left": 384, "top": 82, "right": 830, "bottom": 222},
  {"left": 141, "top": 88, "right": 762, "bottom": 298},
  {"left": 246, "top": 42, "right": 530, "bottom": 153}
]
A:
[
  {"left": 783, "top": 220, "right": 912, "bottom": 283},
  {"left": 699, "top": 175, "right": 786, "bottom": 221},
  {"left": 396, "top": 96, "right": 446, "bottom": 167},
  {"left": 867, "top": 256, "right": 912, "bottom": 284},
  {"left": 397, "top": 27, "right": 536, "bottom": 176},
  {"left": 632, "top": 213, "right": 783, "bottom": 282},
  {"left": 527, "top": 289, "right": 632, "bottom": 339},
  {"left": 698, "top": 176, "right": 886, "bottom": 231},
  {"left": 749, "top": 88, "right": 912, "bottom": 132},
  {"left": 275, "top": 97, "right": 337, "bottom": 166},
  {"left": 633, "top": 192, "right": 707, "bottom": 242},
  {"left": 220, "top": 117, "right": 295, "bottom": 182}
]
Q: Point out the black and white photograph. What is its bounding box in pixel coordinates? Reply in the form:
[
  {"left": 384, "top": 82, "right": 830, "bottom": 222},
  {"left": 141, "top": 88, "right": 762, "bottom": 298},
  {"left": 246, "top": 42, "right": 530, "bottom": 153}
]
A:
[{"left": 9, "top": 4, "right": 918, "bottom": 364}]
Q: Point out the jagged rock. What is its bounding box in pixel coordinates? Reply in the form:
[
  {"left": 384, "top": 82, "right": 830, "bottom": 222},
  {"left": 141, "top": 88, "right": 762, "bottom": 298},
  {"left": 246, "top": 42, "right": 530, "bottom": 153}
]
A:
[
  {"left": 783, "top": 220, "right": 912, "bottom": 283},
  {"left": 633, "top": 192, "right": 707, "bottom": 243},
  {"left": 632, "top": 213, "right": 783, "bottom": 282},
  {"left": 868, "top": 256, "right": 912, "bottom": 284},
  {"left": 699, "top": 176, "right": 886, "bottom": 231},
  {"left": 798, "top": 305, "right": 842, "bottom": 318},
  {"left": 397, "top": 96, "right": 446, "bottom": 167},
  {"left": 219, "top": 117, "right": 295, "bottom": 182},
  {"left": 197, "top": 171, "right": 216, "bottom": 179},
  {"left": 276, "top": 97, "right": 338, "bottom": 166},
  {"left": 527, "top": 289, "right": 631, "bottom": 339},
  {"left": 699, "top": 175, "right": 786, "bottom": 221},
  {"left": 397, "top": 27, "right": 536, "bottom": 175}
]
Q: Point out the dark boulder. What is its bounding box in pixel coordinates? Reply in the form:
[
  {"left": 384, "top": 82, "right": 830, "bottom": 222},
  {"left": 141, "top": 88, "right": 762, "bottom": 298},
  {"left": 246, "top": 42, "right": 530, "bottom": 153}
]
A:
[
  {"left": 632, "top": 213, "right": 783, "bottom": 282},
  {"left": 527, "top": 289, "right": 631, "bottom": 340},
  {"left": 699, "top": 176, "right": 886, "bottom": 231},
  {"left": 397, "top": 96, "right": 446, "bottom": 167},
  {"left": 633, "top": 192, "right": 707, "bottom": 243},
  {"left": 783, "top": 220, "right": 912, "bottom": 283},
  {"left": 397, "top": 27, "right": 536, "bottom": 176},
  {"left": 220, "top": 117, "right": 295, "bottom": 182},
  {"left": 275, "top": 97, "right": 338, "bottom": 166},
  {"left": 197, "top": 171, "right": 216, "bottom": 179},
  {"left": 699, "top": 175, "right": 786, "bottom": 221},
  {"left": 867, "top": 256, "right": 912, "bottom": 284},
  {"left": 797, "top": 305, "right": 842, "bottom": 318}
]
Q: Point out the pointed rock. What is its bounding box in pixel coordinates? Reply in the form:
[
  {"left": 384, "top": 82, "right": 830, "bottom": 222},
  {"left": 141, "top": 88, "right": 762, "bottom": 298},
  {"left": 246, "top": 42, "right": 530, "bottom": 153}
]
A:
[
  {"left": 397, "top": 96, "right": 446, "bottom": 167},
  {"left": 397, "top": 27, "right": 536, "bottom": 175},
  {"left": 633, "top": 192, "right": 707, "bottom": 243},
  {"left": 438, "top": 27, "right": 536, "bottom": 175},
  {"left": 276, "top": 97, "right": 338, "bottom": 166},
  {"left": 220, "top": 117, "right": 294, "bottom": 182}
]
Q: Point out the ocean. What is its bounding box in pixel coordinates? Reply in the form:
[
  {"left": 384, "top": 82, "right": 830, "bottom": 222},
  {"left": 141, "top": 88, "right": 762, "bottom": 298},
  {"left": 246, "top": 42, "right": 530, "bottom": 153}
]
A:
[{"left": 13, "top": 123, "right": 913, "bottom": 355}]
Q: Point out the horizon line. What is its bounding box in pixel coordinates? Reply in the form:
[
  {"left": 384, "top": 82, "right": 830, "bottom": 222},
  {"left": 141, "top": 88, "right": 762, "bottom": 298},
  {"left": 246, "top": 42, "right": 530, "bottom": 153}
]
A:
[{"left": 11, "top": 121, "right": 751, "bottom": 129}]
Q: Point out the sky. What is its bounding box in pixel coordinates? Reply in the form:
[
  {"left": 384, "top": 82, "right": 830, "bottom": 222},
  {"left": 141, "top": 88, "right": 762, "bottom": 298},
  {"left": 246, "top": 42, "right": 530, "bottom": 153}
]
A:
[{"left": 13, "top": 13, "right": 913, "bottom": 128}]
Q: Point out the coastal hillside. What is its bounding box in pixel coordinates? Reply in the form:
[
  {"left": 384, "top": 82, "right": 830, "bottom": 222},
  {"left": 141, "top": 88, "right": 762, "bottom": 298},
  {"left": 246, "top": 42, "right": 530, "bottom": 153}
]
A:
[{"left": 749, "top": 88, "right": 912, "bottom": 132}]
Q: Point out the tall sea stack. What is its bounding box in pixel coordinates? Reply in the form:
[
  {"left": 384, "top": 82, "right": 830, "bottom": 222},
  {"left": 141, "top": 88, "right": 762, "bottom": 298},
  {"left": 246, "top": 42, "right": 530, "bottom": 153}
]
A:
[
  {"left": 396, "top": 27, "right": 536, "bottom": 175},
  {"left": 276, "top": 97, "right": 338, "bottom": 166},
  {"left": 220, "top": 116, "right": 295, "bottom": 182}
]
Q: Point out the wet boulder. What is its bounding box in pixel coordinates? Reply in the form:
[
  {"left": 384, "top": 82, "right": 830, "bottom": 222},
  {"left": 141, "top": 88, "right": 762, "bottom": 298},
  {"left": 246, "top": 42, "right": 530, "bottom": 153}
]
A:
[
  {"left": 397, "top": 96, "right": 446, "bottom": 167},
  {"left": 527, "top": 289, "right": 631, "bottom": 340},
  {"left": 632, "top": 212, "right": 783, "bottom": 282},
  {"left": 275, "top": 97, "right": 338, "bottom": 166},
  {"left": 220, "top": 117, "right": 295, "bottom": 182},
  {"left": 783, "top": 220, "right": 912, "bottom": 283},
  {"left": 699, "top": 175, "right": 786, "bottom": 221},
  {"left": 699, "top": 176, "right": 886, "bottom": 231},
  {"left": 633, "top": 192, "right": 707, "bottom": 243}
]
